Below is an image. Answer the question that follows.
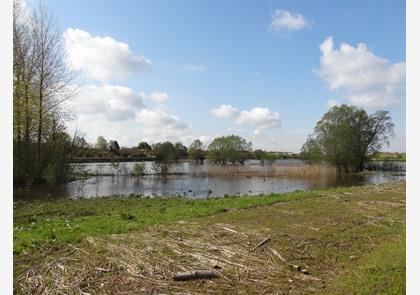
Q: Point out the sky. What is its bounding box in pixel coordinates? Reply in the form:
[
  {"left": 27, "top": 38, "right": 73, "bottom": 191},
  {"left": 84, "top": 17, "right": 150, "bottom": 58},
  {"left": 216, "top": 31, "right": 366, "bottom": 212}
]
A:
[{"left": 27, "top": 0, "right": 406, "bottom": 152}]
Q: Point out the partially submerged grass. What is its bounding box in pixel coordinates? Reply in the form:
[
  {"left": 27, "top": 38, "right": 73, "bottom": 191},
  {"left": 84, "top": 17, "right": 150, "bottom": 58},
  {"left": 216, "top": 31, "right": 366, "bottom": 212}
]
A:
[
  {"left": 14, "top": 181, "right": 405, "bottom": 294},
  {"left": 192, "top": 163, "right": 337, "bottom": 178}
]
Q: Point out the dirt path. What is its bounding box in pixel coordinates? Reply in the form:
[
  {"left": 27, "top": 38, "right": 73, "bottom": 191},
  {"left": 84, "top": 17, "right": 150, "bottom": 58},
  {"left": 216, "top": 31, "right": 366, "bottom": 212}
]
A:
[{"left": 14, "top": 182, "right": 405, "bottom": 294}]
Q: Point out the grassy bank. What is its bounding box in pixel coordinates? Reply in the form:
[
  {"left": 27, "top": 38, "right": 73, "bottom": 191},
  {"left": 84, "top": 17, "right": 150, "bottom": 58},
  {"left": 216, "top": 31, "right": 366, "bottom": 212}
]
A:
[
  {"left": 14, "top": 189, "right": 328, "bottom": 254},
  {"left": 14, "top": 181, "right": 405, "bottom": 294}
]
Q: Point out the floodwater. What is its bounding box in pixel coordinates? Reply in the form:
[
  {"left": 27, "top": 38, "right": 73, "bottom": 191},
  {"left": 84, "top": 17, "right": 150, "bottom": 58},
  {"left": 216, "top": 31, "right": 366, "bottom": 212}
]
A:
[{"left": 14, "top": 160, "right": 406, "bottom": 201}]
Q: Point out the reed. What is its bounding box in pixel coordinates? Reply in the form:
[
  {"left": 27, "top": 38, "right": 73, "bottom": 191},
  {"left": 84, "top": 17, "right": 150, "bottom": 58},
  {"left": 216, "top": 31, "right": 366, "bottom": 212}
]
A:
[{"left": 192, "top": 163, "right": 337, "bottom": 178}]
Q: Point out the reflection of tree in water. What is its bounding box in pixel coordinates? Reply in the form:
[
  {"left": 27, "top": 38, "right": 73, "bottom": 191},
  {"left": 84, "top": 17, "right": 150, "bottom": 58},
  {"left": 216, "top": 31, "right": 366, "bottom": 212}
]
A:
[
  {"left": 72, "top": 166, "right": 89, "bottom": 198},
  {"left": 335, "top": 173, "right": 364, "bottom": 187}
]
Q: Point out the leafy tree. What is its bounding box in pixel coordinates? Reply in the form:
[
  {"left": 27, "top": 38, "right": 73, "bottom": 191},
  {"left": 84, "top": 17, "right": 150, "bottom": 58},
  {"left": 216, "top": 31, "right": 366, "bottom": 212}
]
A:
[
  {"left": 95, "top": 136, "right": 108, "bottom": 151},
  {"left": 301, "top": 105, "right": 394, "bottom": 173},
  {"left": 13, "top": 1, "right": 75, "bottom": 186},
  {"left": 189, "top": 139, "right": 206, "bottom": 164},
  {"left": 151, "top": 142, "right": 178, "bottom": 175},
  {"left": 254, "top": 149, "right": 265, "bottom": 160},
  {"left": 207, "top": 135, "right": 252, "bottom": 165},
  {"left": 174, "top": 142, "right": 188, "bottom": 159},
  {"left": 138, "top": 141, "right": 151, "bottom": 151},
  {"left": 133, "top": 163, "right": 146, "bottom": 176}
]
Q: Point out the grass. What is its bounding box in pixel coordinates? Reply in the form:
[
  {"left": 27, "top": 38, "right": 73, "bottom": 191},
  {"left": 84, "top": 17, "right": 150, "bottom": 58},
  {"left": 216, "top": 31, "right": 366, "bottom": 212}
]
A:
[
  {"left": 191, "top": 163, "right": 337, "bottom": 178},
  {"left": 14, "top": 181, "right": 405, "bottom": 294},
  {"left": 329, "top": 239, "right": 405, "bottom": 294},
  {"left": 14, "top": 189, "right": 328, "bottom": 254}
]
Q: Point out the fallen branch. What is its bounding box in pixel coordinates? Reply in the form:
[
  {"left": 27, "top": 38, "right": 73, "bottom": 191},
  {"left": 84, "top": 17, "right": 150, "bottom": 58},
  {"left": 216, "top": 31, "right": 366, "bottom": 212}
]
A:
[
  {"left": 252, "top": 236, "right": 271, "bottom": 251},
  {"left": 173, "top": 270, "right": 218, "bottom": 281}
]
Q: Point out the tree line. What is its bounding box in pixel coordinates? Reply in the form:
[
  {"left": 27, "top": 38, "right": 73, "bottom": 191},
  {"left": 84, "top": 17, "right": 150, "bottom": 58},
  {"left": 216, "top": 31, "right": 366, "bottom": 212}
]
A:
[{"left": 13, "top": 1, "right": 75, "bottom": 187}]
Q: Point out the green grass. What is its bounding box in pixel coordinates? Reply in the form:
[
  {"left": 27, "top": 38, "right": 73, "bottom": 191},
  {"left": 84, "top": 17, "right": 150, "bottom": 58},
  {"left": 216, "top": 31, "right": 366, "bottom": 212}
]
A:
[
  {"left": 330, "top": 239, "right": 405, "bottom": 294},
  {"left": 14, "top": 182, "right": 406, "bottom": 294},
  {"left": 14, "top": 188, "right": 335, "bottom": 254}
]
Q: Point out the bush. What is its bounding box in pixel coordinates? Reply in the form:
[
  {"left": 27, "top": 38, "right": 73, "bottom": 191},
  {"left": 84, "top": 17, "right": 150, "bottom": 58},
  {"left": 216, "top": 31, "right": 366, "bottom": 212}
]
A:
[{"left": 133, "top": 163, "right": 146, "bottom": 176}]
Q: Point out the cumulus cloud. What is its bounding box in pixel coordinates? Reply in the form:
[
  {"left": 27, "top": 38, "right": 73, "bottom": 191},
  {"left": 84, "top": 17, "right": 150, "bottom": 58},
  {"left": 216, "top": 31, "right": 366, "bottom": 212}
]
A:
[
  {"left": 269, "top": 9, "right": 308, "bottom": 32},
  {"left": 235, "top": 107, "right": 281, "bottom": 129},
  {"left": 211, "top": 104, "right": 239, "bottom": 118},
  {"left": 64, "top": 28, "right": 152, "bottom": 82},
  {"left": 318, "top": 36, "right": 405, "bottom": 108},
  {"left": 211, "top": 105, "right": 281, "bottom": 132},
  {"left": 148, "top": 92, "right": 169, "bottom": 102},
  {"left": 67, "top": 84, "right": 145, "bottom": 121},
  {"left": 136, "top": 109, "right": 188, "bottom": 130}
]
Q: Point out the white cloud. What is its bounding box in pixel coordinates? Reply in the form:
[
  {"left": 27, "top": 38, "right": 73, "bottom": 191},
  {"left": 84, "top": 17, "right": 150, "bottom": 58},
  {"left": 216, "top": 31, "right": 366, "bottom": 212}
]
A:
[
  {"left": 235, "top": 107, "right": 281, "bottom": 129},
  {"left": 64, "top": 28, "right": 152, "bottom": 82},
  {"left": 269, "top": 9, "right": 308, "bottom": 32},
  {"left": 318, "top": 36, "right": 405, "bottom": 108},
  {"left": 67, "top": 84, "right": 145, "bottom": 121},
  {"left": 211, "top": 104, "right": 239, "bottom": 118},
  {"left": 149, "top": 92, "right": 169, "bottom": 102},
  {"left": 211, "top": 105, "right": 281, "bottom": 132},
  {"left": 136, "top": 109, "right": 188, "bottom": 130}
]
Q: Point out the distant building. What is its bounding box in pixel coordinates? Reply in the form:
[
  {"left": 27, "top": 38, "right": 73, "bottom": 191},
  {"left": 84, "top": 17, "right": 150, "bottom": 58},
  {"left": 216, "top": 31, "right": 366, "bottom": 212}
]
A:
[{"left": 108, "top": 140, "right": 120, "bottom": 153}]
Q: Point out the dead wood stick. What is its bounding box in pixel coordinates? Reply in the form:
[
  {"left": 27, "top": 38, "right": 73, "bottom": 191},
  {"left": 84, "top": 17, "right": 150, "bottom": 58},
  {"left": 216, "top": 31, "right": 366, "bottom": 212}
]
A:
[
  {"left": 222, "top": 226, "right": 238, "bottom": 234},
  {"left": 269, "top": 248, "right": 287, "bottom": 262},
  {"left": 173, "top": 270, "right": 218, "bottom": 281},
  {"left": 252, "top": 236, "right": 271, "bottom": 251}
]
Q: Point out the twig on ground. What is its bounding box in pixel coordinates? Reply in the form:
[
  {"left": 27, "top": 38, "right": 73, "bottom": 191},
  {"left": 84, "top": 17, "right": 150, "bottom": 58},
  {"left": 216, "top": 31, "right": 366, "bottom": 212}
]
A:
[
  {"left": 173, "top": 270, "right": 218, "bottom": 281},
  {"left": 252, "top": 236, "right": 271, "bottom": 252}
]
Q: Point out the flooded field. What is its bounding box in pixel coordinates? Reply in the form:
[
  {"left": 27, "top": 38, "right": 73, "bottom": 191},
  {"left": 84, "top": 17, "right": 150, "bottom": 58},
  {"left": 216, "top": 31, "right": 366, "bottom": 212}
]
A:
[{"left": 14, "top": 160, "right": 405, "bottom": 200}]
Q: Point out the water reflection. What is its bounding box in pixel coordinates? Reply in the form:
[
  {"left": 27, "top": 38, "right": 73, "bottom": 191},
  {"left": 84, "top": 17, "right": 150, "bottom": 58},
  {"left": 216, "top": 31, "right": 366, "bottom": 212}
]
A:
[{"left": 14, "top": 160, "right": 405, "bottom": 201}]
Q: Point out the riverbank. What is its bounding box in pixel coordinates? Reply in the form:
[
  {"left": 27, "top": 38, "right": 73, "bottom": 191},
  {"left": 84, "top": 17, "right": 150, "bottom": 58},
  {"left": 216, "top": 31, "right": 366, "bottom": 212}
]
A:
[{"left": 14, "top": 181, "right": 405, "bottom": 294}]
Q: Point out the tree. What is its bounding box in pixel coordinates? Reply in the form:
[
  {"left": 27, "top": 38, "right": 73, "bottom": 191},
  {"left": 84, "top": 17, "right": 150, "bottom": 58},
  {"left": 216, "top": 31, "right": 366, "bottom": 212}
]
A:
[
  {"left": 254, "top": 149, "right": 265, "bottom": 160},
  {"left": 207, "top": 135, "right": 252, "bottom": 165},
  {"left": 151, "top": 142, "right": 178, "bottom": 175},
  {"left": 13, "top": 0, "right": 75, "bottom": 186},
  {"left": 301, "top": 105, "right": 394, "bottom": 173},
  {"left": 174, "top": 142, "right": 188, "bottom": 160},
  {"left": 189, "top": 139, "right": 206, "bottom": 164},
  {"left": 138, "top": 141, "right": 151, "bottom": 151},
  {"left": 95, "top": 136, "right": 108, "bottom": 151}
]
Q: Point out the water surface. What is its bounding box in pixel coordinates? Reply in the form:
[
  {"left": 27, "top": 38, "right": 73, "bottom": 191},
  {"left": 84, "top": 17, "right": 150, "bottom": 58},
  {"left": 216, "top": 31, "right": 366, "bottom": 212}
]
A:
[{"left": 14, "top": 160, "right": 405, "bottom": 201}]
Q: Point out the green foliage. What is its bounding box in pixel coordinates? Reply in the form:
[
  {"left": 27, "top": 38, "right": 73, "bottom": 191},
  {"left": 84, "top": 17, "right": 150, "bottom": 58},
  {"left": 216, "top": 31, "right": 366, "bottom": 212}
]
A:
[
  {"left": 137, "top": 141, "right": 151, "bottom": 151},
  {"left": 152, "top": 142, "right": 178, "bottom": 162},
  {"left": 254, "top": 149, "right": 278, "bottom": 165},
  {"left": 207, "top": 135, "right": 252, "bottom": 164},
  {"left": 95, "top": 136, "right": 108, "bottom": 151},
  {"left": 151, "top": 142, "right": 180, "bottom": 175},
  {"left": 254, "top": 149, "right": 265, "bottom": 160},
  {"left": 174, "top": 142, "right": 188, "bottom": 159},
  {"left": 13, "top": 1, "right": 74, "bottom": 187},
  {"left": 152, "top": 161, "right": 170, "bottom": 175},
  {"left": 132, "top": 163, "right": 146, "bottom": 176},
  {"left": 301, "top": 105, "right": 394, "bottom": 172},
  {"left": 188, "top": 139, "right": 206, "bottom": 163}
]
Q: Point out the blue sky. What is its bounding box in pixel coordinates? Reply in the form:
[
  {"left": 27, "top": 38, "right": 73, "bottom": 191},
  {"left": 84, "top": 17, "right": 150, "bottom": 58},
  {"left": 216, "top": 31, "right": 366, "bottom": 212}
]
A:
[{"left": 28, "top": 0, "right": 406, "bottom": 152}]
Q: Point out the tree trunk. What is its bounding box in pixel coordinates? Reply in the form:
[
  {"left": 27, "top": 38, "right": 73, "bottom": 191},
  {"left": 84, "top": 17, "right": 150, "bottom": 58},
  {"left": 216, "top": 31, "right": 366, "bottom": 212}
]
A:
[{"left": 36, "top": 68, "right": 44, "bottom": 182}]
